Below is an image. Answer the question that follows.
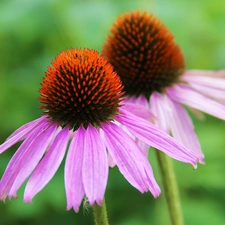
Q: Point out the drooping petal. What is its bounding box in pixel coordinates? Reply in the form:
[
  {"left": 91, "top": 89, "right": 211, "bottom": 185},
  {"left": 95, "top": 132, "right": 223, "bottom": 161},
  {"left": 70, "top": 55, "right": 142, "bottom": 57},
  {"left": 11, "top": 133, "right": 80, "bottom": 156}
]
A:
[
  {"left": 6, "top": 116, "right": 48, "bottom": 140},
  {"left": 0, "top": 122, "right": 51, "bottom": 200},
  {"left": 113, "top": 120, "right": 150, "bottom": 155},
  {"left": 24, "top": 127, "right": 70, "bottom": 202},
  {"left": 102, "top": 122, "right": 161, "bottom": 197},
  {"left": 8, "top": 124, "right": 57, "bottom": 199},
  {"left": 166, "top": 84, "right": 225, "bottom": 120},
  {"left": 82, "top": 125, "right": 108, "bottom": 206},
  {"left": 181, "top": 69, "right": 225, "bottom": 81},
  {"left": 185, "top": 83, "right": 225, "bottom": 102},
  {"left": 165, "top": 96, "right": 204, "bottom": 163},
  {"left": 180, "top": 70, "right": 225, "bottom": 101},
  {"left": 121, "top": 103, "right": 154, "bottom": 120},
  {"left": 107, "top": 152, "right": 116, "bottom": 168},
  {"left": 135, "top": 137, "right": 150, "bottom": 156},
  {"left": 99, "top": 129, "right": 117, "bottom": 167},
  {"left": 0, "top": 116, "right": 47, "bottom": 154},
  {"left": 124, "top": 95, "right": 149, "bottom": 107},
  {"left": 116, "top": 109, "right": 198, "bottom": 166},
  {"left": 127, "top": 95, "right": 150, "bottom": 107},
  {"left": 45, "top": 126, "right": 63, "bottom": 154},
  {"left": 149, "top": 92, "right": 170, "bottom": 133},
  {"left": 181, "top": 72, "right": 225, "bottom": 90},
  {"left": 65, "top": 126, "right": 85, "bottom": 212}
]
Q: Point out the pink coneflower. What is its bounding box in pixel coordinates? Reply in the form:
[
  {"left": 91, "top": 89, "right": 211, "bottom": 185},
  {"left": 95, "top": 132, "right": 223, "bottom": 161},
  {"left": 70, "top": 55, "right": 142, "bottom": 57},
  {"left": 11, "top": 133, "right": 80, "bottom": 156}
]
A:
[
  {"left": 102, "top": 11, "right": 225, "bottom": 163},
  {"left": 0, "top": 48, "right": 198, "bottom": 212}
]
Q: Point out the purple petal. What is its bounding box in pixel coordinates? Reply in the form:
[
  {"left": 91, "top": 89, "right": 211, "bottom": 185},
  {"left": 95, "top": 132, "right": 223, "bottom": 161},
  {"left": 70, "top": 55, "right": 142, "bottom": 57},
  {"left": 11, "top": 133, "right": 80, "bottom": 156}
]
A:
[
  {"left": 185, "top": 83, "right": 225, "bottom": 102},
  {"left": 135, "top": 137, "right": 150, "bottom": 156},
  {"left": 116, "top": 109, "right": 198, "bottom": 166},
  {"left": 185, "top": 75, "right": 225, "bottom": 90},
  {"left": 121, "top": 103, "right": 154, "bottom": 120},
  {"left": 24, "top": 126, "right": 70, "bottom": 202},
  {"left": 114, "top": 120, "right": 150, "bottom": 155},
  {"left": 165, "top": 96, "right": 204, "bottom": 163},
  {"left": 99, "top": 129, "right": 116, "bottom": 167},
  {"left": 8, "top": 124, "right": 57, "bottom": 199},
  {"left": 82, "top": 125, "right": 108, "bottom": 206},
  {"left": 180, "top": 71, "right": 225, "bottom": 101},
  {"left": 102, "top": 122, "right": 161, "bottom": 197},
  {"left": 125, "top": 95, "right": 150, "bottom": 107},
  {"left": 0, "top": 121, "right": 52, "bottom": 200},
  {"left": 166, "top": 84, "right": 225, "bottom": 120},
  {"left": 181, "top": 69, "right": 225, "bottom": 79},
  {"left": 149, "top": 92, "right": 170, "bottom": 133},
  {"left": 108, "top": 152, "right": 116, "bottom": 168},
  {"left": 65, "top": 127, "right": 85, "bottom": 212},
  {"left": 7, "top": 116, "right": 48, "bottom": 140},
  {"left": 0, "top": 116, "right": 47, "bottom": 154}
]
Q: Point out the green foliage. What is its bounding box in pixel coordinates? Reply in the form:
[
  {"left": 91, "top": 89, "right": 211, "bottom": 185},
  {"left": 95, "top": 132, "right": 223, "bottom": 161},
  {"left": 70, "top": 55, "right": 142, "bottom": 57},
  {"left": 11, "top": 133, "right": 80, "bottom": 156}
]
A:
[{"left": 0, "top": 0, "right": 225, "bottom": 224}]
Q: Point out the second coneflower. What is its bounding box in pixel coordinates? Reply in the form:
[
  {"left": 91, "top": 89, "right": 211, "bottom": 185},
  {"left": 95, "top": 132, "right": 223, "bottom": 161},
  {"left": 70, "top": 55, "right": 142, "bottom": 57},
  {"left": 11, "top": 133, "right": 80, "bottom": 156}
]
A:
[
  {"left": 0, "top": 48, "right": 198, "bottom": 212},
  {"left": 102, "top": 11, "right": 225, "bottom": 163}
]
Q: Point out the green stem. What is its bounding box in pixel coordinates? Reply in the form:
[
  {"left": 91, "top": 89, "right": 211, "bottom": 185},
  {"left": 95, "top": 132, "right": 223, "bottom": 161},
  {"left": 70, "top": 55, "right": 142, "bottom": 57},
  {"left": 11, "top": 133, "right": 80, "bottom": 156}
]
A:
[
  {"left": 92, "top": 198, "right": 109, "bottom": 225},
  {"left": 156, "top": 151, "right": 184, "bottom": 225}
]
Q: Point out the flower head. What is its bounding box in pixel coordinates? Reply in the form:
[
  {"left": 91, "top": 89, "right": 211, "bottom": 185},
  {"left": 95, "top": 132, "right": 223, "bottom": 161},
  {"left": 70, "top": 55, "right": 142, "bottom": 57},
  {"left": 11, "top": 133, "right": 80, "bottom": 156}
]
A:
[
  {"left": 0, "top": 48, "right": 198, "bottom": 212},
  {"left": 39, "top": 49, "right": 123, "bottom": 130},
  {"left": 102, "top": 11, "right": 225, "bottom": 163},
  {"left": 103, "top": 11, "right": 185, "bottom": 98}
]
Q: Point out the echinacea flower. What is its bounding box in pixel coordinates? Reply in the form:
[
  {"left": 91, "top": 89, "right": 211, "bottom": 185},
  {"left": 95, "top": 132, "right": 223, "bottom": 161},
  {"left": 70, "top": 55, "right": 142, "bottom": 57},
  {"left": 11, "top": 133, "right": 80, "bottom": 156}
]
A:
[
  {"left": 0, "top": 48, "right": 198, "bottom": 212},
  {"left": 102, "top": 11, "right": 225, "bottom": 163}
]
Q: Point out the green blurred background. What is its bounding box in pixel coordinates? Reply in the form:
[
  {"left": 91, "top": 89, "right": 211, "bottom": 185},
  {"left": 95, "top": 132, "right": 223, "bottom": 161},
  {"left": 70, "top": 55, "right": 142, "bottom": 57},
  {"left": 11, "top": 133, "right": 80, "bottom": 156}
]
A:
[{"left": 0, "top": 0, "right": 225, "bottom": 224}]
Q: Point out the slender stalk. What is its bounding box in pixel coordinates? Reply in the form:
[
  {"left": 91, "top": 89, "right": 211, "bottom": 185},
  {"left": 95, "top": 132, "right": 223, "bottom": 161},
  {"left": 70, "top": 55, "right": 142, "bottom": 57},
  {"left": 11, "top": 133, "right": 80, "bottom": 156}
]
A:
[
  {"left": 156, "top": 151, "right": 184, "bottom": 225},
  {"left": 92, "top": 198, "right": 109, "bottom": 225}
]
